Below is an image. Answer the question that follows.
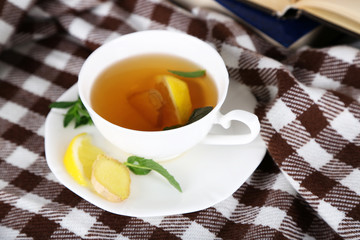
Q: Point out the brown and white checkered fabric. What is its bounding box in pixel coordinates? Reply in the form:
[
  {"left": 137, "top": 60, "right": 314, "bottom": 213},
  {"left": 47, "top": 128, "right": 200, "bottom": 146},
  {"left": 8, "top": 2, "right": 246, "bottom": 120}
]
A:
[{"left": 0, "top": 0, "right": 359, "bottom": 239}]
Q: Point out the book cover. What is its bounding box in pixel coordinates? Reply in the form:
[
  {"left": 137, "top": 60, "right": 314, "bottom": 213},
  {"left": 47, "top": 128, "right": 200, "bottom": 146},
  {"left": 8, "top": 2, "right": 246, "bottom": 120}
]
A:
[{"left": 215, "top": 0, "right": 320, "bottom": 47}]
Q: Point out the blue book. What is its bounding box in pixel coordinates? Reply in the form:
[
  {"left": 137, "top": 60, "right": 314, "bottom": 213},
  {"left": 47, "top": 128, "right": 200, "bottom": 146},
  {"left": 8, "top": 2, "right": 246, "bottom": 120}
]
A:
[{"left": 215, "top": 0, "right": 320, "bottom": 48}]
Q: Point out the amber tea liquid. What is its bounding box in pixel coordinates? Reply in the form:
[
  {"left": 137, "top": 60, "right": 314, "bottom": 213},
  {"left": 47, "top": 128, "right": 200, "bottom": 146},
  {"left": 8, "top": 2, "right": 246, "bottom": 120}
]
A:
[{"left": 90, "top": 54, "right": 218, "bottom": 131}]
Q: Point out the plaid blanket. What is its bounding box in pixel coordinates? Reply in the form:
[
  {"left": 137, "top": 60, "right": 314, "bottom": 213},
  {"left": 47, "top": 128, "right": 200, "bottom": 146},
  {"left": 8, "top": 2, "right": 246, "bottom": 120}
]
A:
[{"left": 0, "top": 0, "right": 359, "bottom": 239}]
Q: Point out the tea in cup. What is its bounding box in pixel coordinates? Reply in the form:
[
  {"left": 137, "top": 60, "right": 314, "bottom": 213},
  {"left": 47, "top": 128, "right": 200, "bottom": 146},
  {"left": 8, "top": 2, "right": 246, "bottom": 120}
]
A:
[{"left": 78, "top": 30, "right": 260, "bottom": 160}]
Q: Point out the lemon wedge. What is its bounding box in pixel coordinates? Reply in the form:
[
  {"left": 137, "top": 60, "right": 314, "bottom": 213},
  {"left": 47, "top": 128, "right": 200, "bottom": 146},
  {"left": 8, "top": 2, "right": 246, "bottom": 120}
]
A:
[
  {"left": 63, "top": 133, "right": 103, "bottom": 186},
  {"left": 92, "top": 154, "right": 131, "bottom": 202},
  {"left": 155, "top": 75, "right": 192, "bottom": 127}
]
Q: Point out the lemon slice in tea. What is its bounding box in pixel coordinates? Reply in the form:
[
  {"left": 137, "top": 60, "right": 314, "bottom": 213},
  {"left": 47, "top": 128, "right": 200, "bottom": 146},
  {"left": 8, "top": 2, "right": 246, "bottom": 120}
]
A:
[
  {"left": 128, "top": 89, "right": 163, "bottom": 127},
  {"left": 155, "top": 75, "right": 192, "bottom": 127}
]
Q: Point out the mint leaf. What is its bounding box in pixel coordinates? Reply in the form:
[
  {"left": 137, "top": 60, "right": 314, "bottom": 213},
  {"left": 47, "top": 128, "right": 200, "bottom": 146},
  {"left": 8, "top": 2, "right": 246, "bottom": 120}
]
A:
[
  {"left": 168, "top": 69, "right": 206, "bottom": 78},
  {"left": 49, "top": 100, "right": 77, "bottom": 108},
  {"left": 163, "top": 124, "right": 182, "bottom": 131},
  {"left": 125, "top": 156, "right": 152, "bottom": 175},
  {"left": 75, "top": 115, "right": 91, "bottom": 128},
  {"left": 50, "top": 97, "right": 92, "bottom": 128},
  {"left": 163, "top": 106, "right": 213, "bottom": 130},
  {"left": 124, "top": 156, "right": 182, "bottom": 192},
  {"left": 63, "top": 113, "right": 75, "bottom": 127},
  {"left": 187, "top": 106, "right": 213, "bottom": 124}
]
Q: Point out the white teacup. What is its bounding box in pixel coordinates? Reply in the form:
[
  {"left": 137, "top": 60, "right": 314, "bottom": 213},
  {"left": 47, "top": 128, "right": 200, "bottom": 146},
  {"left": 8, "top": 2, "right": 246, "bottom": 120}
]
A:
[{"left": 78, "top": 30, "right": 260, "bottom": 160}]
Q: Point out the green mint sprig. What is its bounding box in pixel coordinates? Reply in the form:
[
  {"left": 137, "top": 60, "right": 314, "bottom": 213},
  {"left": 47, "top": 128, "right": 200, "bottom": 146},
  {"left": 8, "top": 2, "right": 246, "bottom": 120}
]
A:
[
  {"left": 163, "top": 106, "right": 213, "bottom": 130},
  {"left": 168, "top": 69, "right": 206, "bottom": 78},
  {"left": 124, "top": 156, "right": 182, "bottom": 192},
  {"left": 187, "top": 106, "right": 214, "bottom": 124},
  {"left": 49, "top": 97, "right": 92, "bottom": 128}
]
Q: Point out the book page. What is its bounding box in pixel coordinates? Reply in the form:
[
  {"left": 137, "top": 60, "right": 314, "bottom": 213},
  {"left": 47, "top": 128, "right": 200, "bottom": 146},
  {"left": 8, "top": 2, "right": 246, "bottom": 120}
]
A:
[
  {"left": 294, "top": 0, "right": 360, "bottom": 35},
  {"left": 295, "top": 0, "right": 359, "bottom": 20}
]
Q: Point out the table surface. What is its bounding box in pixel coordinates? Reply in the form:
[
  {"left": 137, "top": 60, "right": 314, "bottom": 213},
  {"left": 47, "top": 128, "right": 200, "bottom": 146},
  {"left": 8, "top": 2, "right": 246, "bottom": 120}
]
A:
[{"left": 0, "top": 0, "right": 359, "bottom": 239}]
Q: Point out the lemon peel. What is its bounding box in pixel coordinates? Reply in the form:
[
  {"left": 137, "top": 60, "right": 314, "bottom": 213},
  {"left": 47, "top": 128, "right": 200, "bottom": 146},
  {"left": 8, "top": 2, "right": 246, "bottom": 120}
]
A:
[
  {"left": 155, "top": 74, "right": 192, "bottom": 127},
  {"left": 63, "top": 133, "right": 103, "bottom": 186}
]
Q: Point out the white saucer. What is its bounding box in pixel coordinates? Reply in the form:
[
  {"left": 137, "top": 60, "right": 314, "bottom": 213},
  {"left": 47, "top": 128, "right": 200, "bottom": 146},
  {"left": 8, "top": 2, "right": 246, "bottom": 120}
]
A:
[{"left": 44, "top": 81, "right": 266, "bottom": 217}]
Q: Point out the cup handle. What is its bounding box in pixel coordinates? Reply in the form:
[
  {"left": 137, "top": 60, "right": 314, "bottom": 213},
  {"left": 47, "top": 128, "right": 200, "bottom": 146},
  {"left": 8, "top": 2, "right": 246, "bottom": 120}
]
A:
[{"left": 202, "top": 110, "right": 260, "bottom": 145}]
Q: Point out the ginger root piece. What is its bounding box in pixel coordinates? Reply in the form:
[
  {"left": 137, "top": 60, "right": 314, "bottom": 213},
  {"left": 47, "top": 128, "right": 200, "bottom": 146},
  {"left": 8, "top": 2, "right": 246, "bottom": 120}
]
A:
[{"left": 91, "top": 154, "right": 131, "bottom": 202}]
